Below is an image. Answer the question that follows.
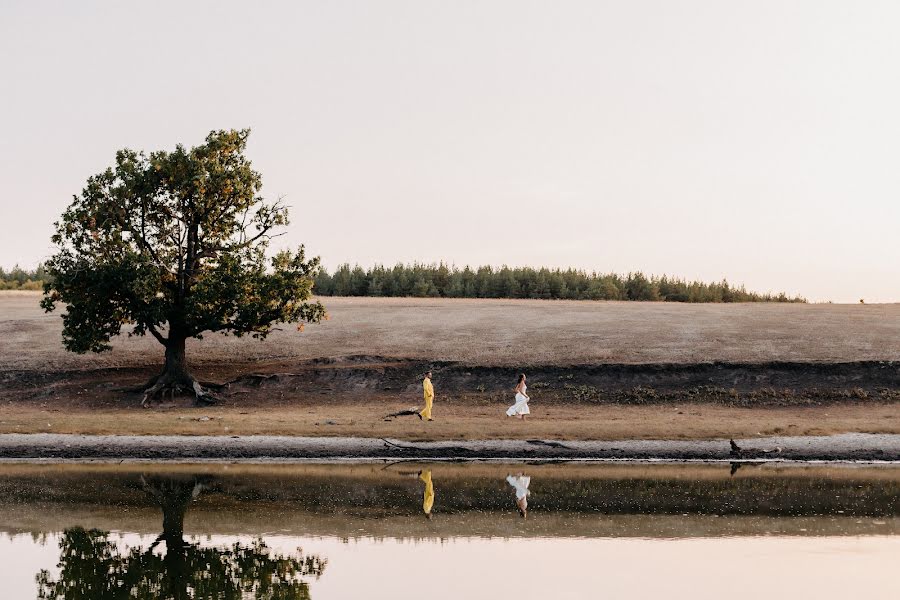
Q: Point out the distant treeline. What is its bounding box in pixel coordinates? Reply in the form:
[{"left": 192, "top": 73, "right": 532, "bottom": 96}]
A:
[
  {"left": 3, "top": 262, "right": 806, "bottom": 302},
  {"left": 0, "top": 264, "right": 47, "bottom": 290},
  {"left": 314, "top": 264, "right": 807, "bottom": 303}
]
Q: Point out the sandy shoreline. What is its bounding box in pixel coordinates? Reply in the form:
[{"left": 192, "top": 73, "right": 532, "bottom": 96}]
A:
[{"left": 1, "top": 433, "right": 898, "bottom": 462}]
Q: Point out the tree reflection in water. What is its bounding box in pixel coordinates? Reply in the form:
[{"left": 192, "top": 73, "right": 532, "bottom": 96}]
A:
[{"left": 36, "top": 475, "right": 326, "bottom": 600}]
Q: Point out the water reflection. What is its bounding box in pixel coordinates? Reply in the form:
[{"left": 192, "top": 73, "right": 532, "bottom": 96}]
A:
[
  {"left": 0, "top": 462, "right": 894, "bottom": 599},
  {"left": 506, "top": 473, "right": 531, "bottom": 519},
  {"left": 0, "top": 462, "right": 895, "bottom": 539},
  {"left": 36, "top": 473, "right": 326, "bottom": 599},
  {"left": 419, "top": 470, "right": 435, "bottom": 519}
]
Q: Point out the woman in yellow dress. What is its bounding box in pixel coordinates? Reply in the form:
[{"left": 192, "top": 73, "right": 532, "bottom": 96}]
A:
[
  {"left": 419, "top": 469, "right": 434, "bottom": 518},
  {"left": 419, "top": 371, "right": 434, "bottom": 421}
]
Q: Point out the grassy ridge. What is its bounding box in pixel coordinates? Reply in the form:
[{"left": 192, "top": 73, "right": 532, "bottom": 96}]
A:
[{"left": 314, "top": 263, "right": 806, "bottom": 303}]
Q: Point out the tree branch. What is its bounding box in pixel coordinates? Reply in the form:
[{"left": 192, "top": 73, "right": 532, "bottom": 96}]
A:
[
  {"left": 112, "top": 205, "right": 168, "bottom": 271},
  {"left": 147, "top": 323, "right": 168, "bottom": 345}
]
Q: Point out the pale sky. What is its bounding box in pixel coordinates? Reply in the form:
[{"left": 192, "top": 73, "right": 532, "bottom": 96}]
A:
[{"left": 1, "top": 1, "right": 899, "bottom": 302}]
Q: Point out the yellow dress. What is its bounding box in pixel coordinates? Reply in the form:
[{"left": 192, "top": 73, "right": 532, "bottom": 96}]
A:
[
  {"left": 420, "top": 377, "right": 434, "bottom": 420},
  {"left": 420, "top": 470, "right": 434, "bottom": 515}
]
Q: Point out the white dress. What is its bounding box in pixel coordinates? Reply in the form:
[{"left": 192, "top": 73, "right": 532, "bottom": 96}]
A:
[
  {"left": 506, "top": 384, "right": 530, "bottom": 416},
  {"left": 506, "top": 475, "right": 531, "bottom": 511}
]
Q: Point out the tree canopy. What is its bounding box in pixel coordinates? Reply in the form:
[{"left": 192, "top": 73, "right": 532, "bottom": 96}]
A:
[{"left": 41, "top": 129, "right": 325, "bottom": 405}]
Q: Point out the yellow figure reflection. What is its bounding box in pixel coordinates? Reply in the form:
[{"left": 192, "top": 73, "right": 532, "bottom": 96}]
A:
[
  {"left": 419, "top": 371, "right": 434, "bottom": 421},
  {"left": 419, "top": 469, "right": 434, "bottom": 518}
]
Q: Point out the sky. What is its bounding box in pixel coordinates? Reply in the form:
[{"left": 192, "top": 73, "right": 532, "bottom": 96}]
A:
[{"left": 1, "top": 1, "right": 898, "bottom": 303}]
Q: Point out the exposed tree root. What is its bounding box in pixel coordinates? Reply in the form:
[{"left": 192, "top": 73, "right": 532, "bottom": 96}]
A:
[
  {"left": 141, "top": 371, "right": 220, "bottom": 408},
  {"left": 198, "top": 380, "right": 230, "bottom": 391},
  {"left": 120, "top": 373, "right": 227, "bottom": 399},
  {"left": 117, "top": 372, "right": 164, "bottom": 393}
]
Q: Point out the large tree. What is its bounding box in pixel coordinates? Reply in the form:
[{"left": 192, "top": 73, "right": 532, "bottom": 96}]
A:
[{"left": 41, "top": 129, "right": 326, "bottom": 406}]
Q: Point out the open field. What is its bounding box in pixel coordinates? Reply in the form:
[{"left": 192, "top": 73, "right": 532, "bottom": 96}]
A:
[
  {"left": 2, "top": 291, "right": 899, "bottom": 371},
  {"left": 2, "top": 292, "right": 898, "bottom": 441}
]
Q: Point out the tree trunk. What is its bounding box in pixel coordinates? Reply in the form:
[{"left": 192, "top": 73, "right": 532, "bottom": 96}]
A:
[
  {"left": 164, "top": 335, "right": 190, "bottom": 384},
  {"left": 141, "top": 334, "right": 217, "bottom": 407},
  {"left": 143, "top": 477, "right": 202, "bottom": 600}
]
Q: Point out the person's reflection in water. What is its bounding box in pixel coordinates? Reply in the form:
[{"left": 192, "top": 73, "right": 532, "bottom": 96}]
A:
[
  {"left": 506, "top": 473, "right": 531, "bottom": 519},
  {"left": 420, "top": 469, "right": 435, "bottom": 519}
]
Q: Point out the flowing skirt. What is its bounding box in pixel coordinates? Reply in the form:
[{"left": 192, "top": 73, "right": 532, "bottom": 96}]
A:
[{"left": 506, "top": 392, "right": 530, "bottom": 416}]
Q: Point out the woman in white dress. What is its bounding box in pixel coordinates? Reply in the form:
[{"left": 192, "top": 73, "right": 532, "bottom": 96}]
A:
[
  {"left": 506, "top": 473, "right": 531, "bottom": 518},
  {"left": 506, "top": 373, "right": 530, "bottom": 419}
]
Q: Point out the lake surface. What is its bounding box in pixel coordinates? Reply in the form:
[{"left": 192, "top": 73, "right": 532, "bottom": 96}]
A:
[{"left": 0, "top": 462, "right": 897, "bottom": 599}]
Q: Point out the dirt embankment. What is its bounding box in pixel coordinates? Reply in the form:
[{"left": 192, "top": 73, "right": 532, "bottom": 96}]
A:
[
  {"left": 242, "top": 356, "right": 899, "bottom": 406},
  {"left": 4, "top": 355, "right": 898, "bottom": 408}
]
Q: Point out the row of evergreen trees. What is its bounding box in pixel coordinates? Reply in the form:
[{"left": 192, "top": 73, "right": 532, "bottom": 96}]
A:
[
  {"left": 0, "top": 264, "right": 47, "bottom": 290},
  {"left": 2, "top": 262, "right": 806, "bottom": 302},
  {"left": 314, "top": 263, "right": 806, "bottom": 303}
]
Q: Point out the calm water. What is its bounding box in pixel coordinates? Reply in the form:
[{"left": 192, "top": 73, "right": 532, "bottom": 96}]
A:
[{"left": 0, "top": 462, "right": 897, "bottom": 599}]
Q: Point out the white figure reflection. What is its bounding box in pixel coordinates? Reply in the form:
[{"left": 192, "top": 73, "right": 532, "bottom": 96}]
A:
[{"left": 506, "top": 474, "right": 531, "bottom": 519}]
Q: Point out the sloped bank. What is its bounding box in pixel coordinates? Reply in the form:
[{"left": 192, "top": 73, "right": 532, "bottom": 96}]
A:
[
  {"left": 3, "top": 356, "right": 899, "bottom": 407},
  {"left": 225, "top": 357, "right": 900, "bottom": 406}
]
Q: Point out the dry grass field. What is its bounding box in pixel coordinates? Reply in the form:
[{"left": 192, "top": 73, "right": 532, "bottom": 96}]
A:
[
  {"left": 2, "top": 291, "right": 899, "bottom": 371},
  {"left": 2, "top": 292, "right": 899, "bottom": 440}
]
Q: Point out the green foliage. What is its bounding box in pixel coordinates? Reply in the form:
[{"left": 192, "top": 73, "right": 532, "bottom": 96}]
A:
[
  {"left": 314, "top": 263, "right": 807, "bottom": 303},
  {"left": 40, "top": 129, "right": 326, "bottom": 357},
  {"left": 36, "top": 528, "right": 325, "bottom": 600},
  {"left": 0, "top": 264, "right": 47, "bottom": 290}
]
